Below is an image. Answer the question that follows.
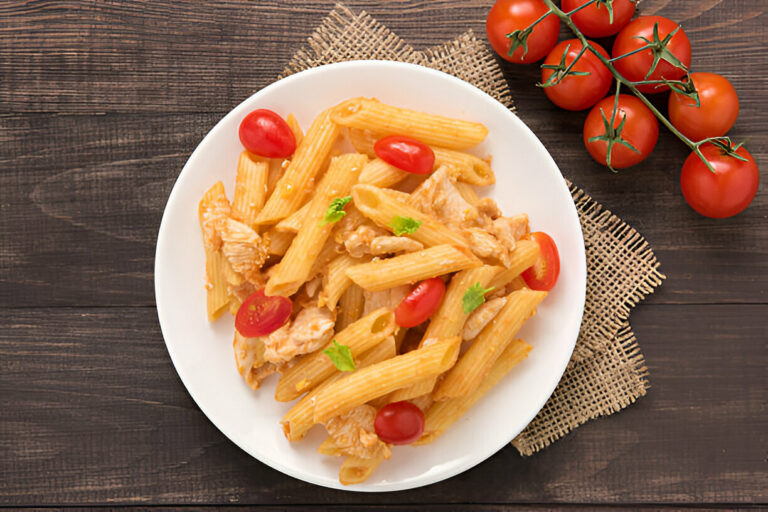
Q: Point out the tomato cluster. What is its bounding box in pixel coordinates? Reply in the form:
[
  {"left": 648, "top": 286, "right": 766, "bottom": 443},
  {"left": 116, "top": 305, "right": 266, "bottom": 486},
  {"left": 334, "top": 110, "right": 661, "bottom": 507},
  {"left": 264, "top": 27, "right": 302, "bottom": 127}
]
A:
[{"left": 486, "top": 0, "right": 758, "bottom": 218}]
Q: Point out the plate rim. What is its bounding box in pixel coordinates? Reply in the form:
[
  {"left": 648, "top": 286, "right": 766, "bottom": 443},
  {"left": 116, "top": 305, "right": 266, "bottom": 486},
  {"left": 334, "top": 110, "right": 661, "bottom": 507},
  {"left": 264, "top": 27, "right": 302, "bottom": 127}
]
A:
[{"left": 154, "top": 59, "right": 587, "bottom": 492}]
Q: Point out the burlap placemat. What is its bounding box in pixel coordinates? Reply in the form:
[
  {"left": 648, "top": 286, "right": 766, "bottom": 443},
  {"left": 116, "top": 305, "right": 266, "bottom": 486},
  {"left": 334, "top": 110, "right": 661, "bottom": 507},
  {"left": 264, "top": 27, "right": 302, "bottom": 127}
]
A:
[{"left": 282, "top": 3, "right": 664, "bottom": 456}]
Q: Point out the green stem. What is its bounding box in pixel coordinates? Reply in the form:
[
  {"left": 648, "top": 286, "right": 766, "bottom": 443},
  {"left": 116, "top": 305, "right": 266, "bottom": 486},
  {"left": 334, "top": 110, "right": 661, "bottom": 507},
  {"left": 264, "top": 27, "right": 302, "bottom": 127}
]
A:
[
  {"left": 539, "top": 0, "right": 717, "bottom": 173},
  {"left": 563, "top": 0, "right": 599, "bottom": 16},
  {"left": 608, "top": 45, "right": 651, "bottom": 62}
]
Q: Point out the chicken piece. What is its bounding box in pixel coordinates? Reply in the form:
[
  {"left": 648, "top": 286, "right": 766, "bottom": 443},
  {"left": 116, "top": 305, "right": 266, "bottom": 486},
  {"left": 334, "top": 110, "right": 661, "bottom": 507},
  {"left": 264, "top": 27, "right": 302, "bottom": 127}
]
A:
[
  {"left": 262, "top": 307, "right": 335, "bottom": 363},
  {"left": 220, "top": 218, "right": 270, "bottom": 282},
  {"left": 363, "top": 285, "right": 410, "bottom": 315},
  {"left": 233, "top": 330, "right": 281, "bottom": 389},
  {"left": 476, "top": 197, "right": 502, "bottom": 220},
  {"left": 409, "top": 166, "right": 479, "bottom": 228},
  {"left": 490, "top": 214, "right": 529, "bottom": 253},
  {"left": 462, "top": 296, "right": 508, "bottom": 340},
  {"left": 463, "top": 227, "right": 511, "bottom": 267},
  {"left": 325, "top": 405, "right": 391, "bottom": 460},
  {"left": 343, "top": 224, "right": 388, "bottom": 258},
  {"left": 369, "top": 236, "right": 424, "bottom": 256},
  {"left": 200, "top": 191, "right": 231, "bottom": 251},
  {"left": 303, "top": 275, "right": 322, "bottom": 298}
]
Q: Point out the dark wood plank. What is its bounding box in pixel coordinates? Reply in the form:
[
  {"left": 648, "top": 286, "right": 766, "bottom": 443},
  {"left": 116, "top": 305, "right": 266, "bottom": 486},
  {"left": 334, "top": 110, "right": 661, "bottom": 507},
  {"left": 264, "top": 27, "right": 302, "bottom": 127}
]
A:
[
  {"left": 1, "top": 304, "right": 765, "bottom": 505},
  {"left": 6, "top": 507, "right": 766, "bottom": 512},
  {"left": 2, "top": 110, "right": 766, "bottom": 308}
]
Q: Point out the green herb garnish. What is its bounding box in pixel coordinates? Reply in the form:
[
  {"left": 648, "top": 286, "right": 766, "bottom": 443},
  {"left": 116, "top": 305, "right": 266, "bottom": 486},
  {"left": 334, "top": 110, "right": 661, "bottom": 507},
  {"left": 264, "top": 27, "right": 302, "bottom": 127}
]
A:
[
  {"left": 322, "top": 196, "right": 352, "bottom": 225},
  {"left": 389, "top": 215, "right": 422, "bottom": 236},
  {"left": 323, "top": 340, "right": 355, "bottom": 372},
  {"left": 462, "top": 282, "right": 495, "bottom": 314}
]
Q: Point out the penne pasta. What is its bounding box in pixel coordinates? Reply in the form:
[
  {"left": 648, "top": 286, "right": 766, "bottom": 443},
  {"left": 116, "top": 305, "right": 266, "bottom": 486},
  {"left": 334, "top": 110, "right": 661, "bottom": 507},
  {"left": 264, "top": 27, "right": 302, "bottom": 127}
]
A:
[
  {"left": 487, "top": 239, "right": 541, "bottom": 290},
  {"left": 340, "top": 454, "right": 385, "bottom": 485},
  {"left": 274, "top": 201, "right": 310, "bottom": 233},
  {"left": 330, "top": 98, "right": 488, "bottom": 150},
  {"left": 204, "top": 248, "right": 230, "bottom": 321},
  {"left": 256, "top": 108, "right": 341, "bottom": 225},
  {"left": 351, "top": 184, "right": 470, "bottom": 250},
  {"left": 275, "top": 308, "right": 396, "bottom": 402},
  {"left": 281, "top": 336, "right": 396, "bottom": 442},
  {"left": 286, "top": 113, "right": 304, "bottom": 147},
  {"left": 313, "top": 336, "right": 461, "bottom": 424},
  {"left": 432, "top": 289, "right": 546, "bottom": 401},
  {"left": 336, "top": 283, "right": 365, "bottom": 331},
  {"left": 231, "top": 151, "right": 269, "bottom": 230},
  {"left": 359, "top": 158, "right": 409, "bottom": 188},
  {"left": 318, "top": 254, "right": 367, "bottom": 310},
  {"left": 263, "top": 228, "right": 294, "bottom": 256},
  {"left": 415, "top": 339, "right": 532, "bottom": 445},
  {"left": 266, "top": 153, "right": 367, "bottom": 297},
  {"left": 345, "top": 244, "right": 481, "bottom": 292}
]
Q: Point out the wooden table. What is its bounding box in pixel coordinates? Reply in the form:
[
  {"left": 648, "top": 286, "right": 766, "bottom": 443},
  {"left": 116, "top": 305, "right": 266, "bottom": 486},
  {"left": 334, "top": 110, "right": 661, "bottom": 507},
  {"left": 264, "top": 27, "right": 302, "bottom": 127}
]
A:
[{"left": 1, "top": 1, "right": 766, "bottom": 509}]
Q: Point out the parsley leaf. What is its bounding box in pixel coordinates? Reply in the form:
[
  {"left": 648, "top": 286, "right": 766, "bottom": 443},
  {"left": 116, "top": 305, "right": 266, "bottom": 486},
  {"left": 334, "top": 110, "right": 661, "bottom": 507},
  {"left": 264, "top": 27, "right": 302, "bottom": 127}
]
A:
[
  {"left": 389, "top": 215, "right": 422, "bottom": 236},
  {"left": 323, "top": 340, "right": 355, "bottom": 372},
  {"left": 462, "top": 282, "right": 495, "bottom": 314},
  {"left": 322, "top": 196, "right": 352, "bottom": 225}
]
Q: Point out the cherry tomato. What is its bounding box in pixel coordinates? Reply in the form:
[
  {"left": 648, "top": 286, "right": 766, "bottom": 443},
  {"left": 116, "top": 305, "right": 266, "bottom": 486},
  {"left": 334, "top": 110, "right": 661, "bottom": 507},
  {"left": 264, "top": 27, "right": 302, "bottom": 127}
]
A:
[
  {"left": 374, "top": 401, "right": 425, "bottom": 445},
  {"left": 562, "top": 0, "right": 636, "bottom": 38},
  {"left": 541, "top": 39, "right": 612, "bottom": 111},
  {"left": 669, "top": 72, "right": 740, "bottom": 142},
  {"left": 394, "top": 278, "right": 446, "bottom": 328},
  {"left": 238, "top": 109, "right": 296, "bottom": 159},
  {"left": 521, "top": 232, "right": 560, "bottom": 291},
  {"left": 583, "top": 94, "right": 658, "bottom": 169},
  {"left": 235, "top": 289, "right": 292, "bottom": 337},
  {"left": 486, "top": 0, "right": 560, "bottom": 64},
  {"left": 612, "top": 16, "right": 691, "bottom": 94},
  {"left": 680, "top": 143, "right": 759, "bottom": 219},
  {"left": 374, "top": 135, "right": 435, "bottom": 174}
]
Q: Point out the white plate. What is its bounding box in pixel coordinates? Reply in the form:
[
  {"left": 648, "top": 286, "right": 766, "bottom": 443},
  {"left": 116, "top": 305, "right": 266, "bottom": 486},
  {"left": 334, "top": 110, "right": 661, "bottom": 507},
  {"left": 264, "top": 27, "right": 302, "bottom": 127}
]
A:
[{"left": 155, "top": 60, "right": 586, "bottom": 492}]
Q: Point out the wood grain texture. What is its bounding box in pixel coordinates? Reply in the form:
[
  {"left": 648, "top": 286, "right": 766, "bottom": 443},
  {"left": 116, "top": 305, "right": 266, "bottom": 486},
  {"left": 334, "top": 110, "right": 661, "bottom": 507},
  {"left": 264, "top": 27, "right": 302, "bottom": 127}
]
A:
[{"left": 1, "top": 305, "right": 765, "bottom": 505}]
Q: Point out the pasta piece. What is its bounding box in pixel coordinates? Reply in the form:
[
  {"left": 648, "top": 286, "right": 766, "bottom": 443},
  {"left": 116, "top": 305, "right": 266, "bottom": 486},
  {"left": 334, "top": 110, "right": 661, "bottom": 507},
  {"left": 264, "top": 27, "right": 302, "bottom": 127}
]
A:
[
  {"left": 506, "top": 276, "right": 528, "bottom": 292},
  {"left": 267, "top": 157, "right": 288, "bottom": 197},
  {"left": 432, "top": 289, "right": 546, "bottom": 401},
  {"left": 415, "top": 339, "right": 532, "bottom": 445},
  {"left": 319, "top": 254, "right": 367, "bottom": 310},
  {"left": 263, "top": 229, "right": 294, "bottom": 256},
  {"left": 347, "top": 128, "right": 377, "bottom": 156},
  {"left": 274, "top": 201, "right": 309, "bottom": 233},
  {"left": 286, "top": 113, "right": 304, "bottom": 147},
  {"left": 351, "top": 184, "right": 470, "bottom": 250},
  {"left": 330, "top": 98, "right": 488, "bottom": 150},
  {"left": 313, "top": 336, "right": 461, "bottom": 424},
  {"left": 231, "top": 152, "right": 269, "bottom": 230},
  {"left": 317, "top": 437, "right": 342, "bottom": 456},
  {"left": 198, "top": 180, "right": 230, "bottom": 251},
  {"left": 487, "top": 239, "right": 541, "bottom": 290},
  {"left": 266, "top": 153, "right": 367, "bottom": 297},
  {"left": 345, "top": 244, "right": 481, "bottom": 292},
  {"left": 359, "top": 158, "right": 409, "bottom": 188},
  {"left": 388, "top": 265, "right": 502, "bottom": 401},
  {"left": 255, "top": 108, "right": 341, "bottom": 225},
  {"left": 275, "top": 308, "right": 396, "bottom": 402},
  {"left": 454, "top": 181, "right": 480, "bottom": 206},
  {"left": 204, "top": 248, "right": 230, "bottom": 321},
  {"left": 340, "top": 454, "right": 385, "bottom": 486},
  {"left": 337, "top": 284, "right": 365, "bottom": 331},
  {"left": 281, "top": 336, "right": 396, "bottom": 441}
]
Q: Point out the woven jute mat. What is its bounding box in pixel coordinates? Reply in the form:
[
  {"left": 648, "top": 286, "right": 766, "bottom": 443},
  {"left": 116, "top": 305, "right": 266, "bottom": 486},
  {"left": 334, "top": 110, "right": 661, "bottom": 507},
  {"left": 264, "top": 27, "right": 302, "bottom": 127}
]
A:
[{"left": 282, "top": 3, "right": 665, "bottom": 456}]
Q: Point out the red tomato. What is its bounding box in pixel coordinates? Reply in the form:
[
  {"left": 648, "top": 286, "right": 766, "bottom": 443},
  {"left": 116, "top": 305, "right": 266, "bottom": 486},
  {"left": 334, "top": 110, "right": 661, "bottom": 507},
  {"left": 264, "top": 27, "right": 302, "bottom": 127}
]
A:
[
  {"left": 394, "top": 278, "right": 446, "bottom": 328},
  {"left": 680, "top": 143, "right": 759, "bottom": 219},
  {"left": 374, "top": 135, "right": 435, "bottom": 174},
  {"left": 522, "top": 232, "right": 560, "bottom": 291},
  {"left": 486, "top": 0, "right": 560, "bottom": 64},
  {"left": 541, "top": 39, "right": 612, "bottom": 111},
  {"left": 562, "top": 0, "right": 636, "bottom": 38},
  {"left": 583, "top": 94, "right": 658, "bottom": 169},
  {"left": 238, "top": 109, "right": 296, "bottom": 158},
  {"left": 374, "top": 401, "right": 425, "bottom": 445},
  {"left": 235, "top": 289, "right": 292, "bottom": 337},
  {"left": 669, "top": 72, "right": 740, "bottom": 142},
  {"left": 612, "top": 16, "right": 691, "bottom": 94}
]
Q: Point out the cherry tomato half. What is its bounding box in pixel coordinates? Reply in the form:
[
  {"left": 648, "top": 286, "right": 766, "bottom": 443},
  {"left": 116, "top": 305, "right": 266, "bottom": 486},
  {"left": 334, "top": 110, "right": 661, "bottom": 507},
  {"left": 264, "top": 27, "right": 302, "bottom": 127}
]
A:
[
  {"left": 522, "top": 232, "right": 560, "bottom": 291},
  {"left": 541, "top": 39, "right": 612, "bottom": 111},
  {"left": 583, "top": 94, "right": 658, "bottom": 169},
  {"left": 680, "top": 143, "right": 759, "bottom": 219},
  {"left": 612, "top": 16, "right": 691, "bottom": 94},
  {"left": 562, "top": 0, "right": 636, "bottom": 38},
  {"left": 374, "top": 135, "right": 435, "bottom": 174},
  {"left": 669, "top": 72, "right": 740, "bottom": 142},
  {"left": 374, "top": 401, "right": 425, "bottom": 445},
  {"left": 394, "top": 278, "right": 446, "bottom": 328},
  {"left": 235, "top": 289, "right": 292, "bottom": 337},
  {"left": 238, "top": 109, "right": 296, "bottom": 159},
  {"left": 486, "top": 0, "right": 560, "bottom": 64}
]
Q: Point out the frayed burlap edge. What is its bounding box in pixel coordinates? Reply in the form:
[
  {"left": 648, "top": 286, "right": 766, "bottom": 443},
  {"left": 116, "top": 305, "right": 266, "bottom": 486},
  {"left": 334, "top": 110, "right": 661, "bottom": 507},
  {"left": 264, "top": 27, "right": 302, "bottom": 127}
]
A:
[{"left": 283, "top": 3, "right": 665, "bottom": 456}]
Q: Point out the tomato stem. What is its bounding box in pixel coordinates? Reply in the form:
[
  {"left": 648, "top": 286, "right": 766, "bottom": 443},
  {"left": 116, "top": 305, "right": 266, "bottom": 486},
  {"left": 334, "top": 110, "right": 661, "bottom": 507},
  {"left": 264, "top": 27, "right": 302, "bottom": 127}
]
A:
[{"left": 539, "top": 0, "right": 729, "bottom": 174}]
